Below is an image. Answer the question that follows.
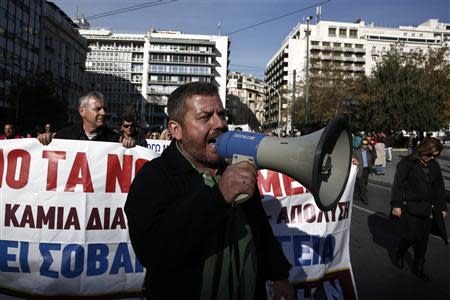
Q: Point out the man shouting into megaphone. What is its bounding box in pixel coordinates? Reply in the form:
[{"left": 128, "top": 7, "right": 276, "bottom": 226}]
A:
[{"left": 125, "top": 82, "right": 295, "bottom": 300}]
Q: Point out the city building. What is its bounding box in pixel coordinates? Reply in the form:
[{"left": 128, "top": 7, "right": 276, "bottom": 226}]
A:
[
  {"left": 40, "top": 1, "right": 88, "bottom": 123},
  {"left": 0, "top": 0, "right": 43, "bottom": 120},
  {"left": 226, "top": 71, "right": 266, "bottom": 130},
  {"left": 0, "top": 0, "right": 87, "bottom": 125},
  {"left": 265, "top": 18, "right": 450, "bottom": 133},
  {"left": 79, "top": 26, "right": 229, "bottom": 129}
]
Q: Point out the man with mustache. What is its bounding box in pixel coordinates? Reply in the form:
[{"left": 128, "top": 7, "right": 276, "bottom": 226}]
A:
[
  {"left": 125, "top": 82, "right": 294, "bottom": 300},
  {"left": 38, "top": 91, "right": 135, "bottom": 147}
]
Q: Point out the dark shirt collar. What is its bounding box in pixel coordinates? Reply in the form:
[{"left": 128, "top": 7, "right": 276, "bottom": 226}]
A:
[{"left": 78, "top": 123, "right": 107, "bottom": 140}]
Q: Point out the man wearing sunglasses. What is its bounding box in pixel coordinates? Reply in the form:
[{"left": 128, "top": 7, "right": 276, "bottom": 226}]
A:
[
  {"left": 353, "top": 138, "right": 374, "bottom": 205},
  {"left": 120, "top": 116, "right": 148, "bottom": 148}
]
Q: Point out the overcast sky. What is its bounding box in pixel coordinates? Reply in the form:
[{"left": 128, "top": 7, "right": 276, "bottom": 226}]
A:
[{"left": 54, "top": 0, "right": 450, "bottom": 79}]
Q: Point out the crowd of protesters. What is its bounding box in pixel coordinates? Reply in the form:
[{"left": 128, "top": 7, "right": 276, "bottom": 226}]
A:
[
  {"left": 1, "top": 92, "right": 176, "bottom": 147},
  {"left": 1, "top": 121, "right": 174, "bottom": 144}
]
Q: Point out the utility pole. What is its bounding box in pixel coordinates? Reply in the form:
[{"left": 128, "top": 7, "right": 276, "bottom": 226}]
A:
[
  {"left": 291, "top": 70, "right": 296, "bottom": 136},
  {"left": 304, "top": 16, "right": 313, "bottom": 125}
]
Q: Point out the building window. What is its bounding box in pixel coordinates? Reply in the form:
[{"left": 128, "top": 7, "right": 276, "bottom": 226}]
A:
[
  {"left": 339, "top": 28, "right": 347, "bottom": 37},
  {"left": 349, "top": 29, "right": 357, "bottom": 38},
  {"left": 328, "top": 27, "right": 336, "bottom": 37}
]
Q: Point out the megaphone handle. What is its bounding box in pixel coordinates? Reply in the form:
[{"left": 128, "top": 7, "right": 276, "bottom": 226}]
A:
[
  {"left": 235, "top": 193, "right": 250, "bottom": 204},
  {"left": 231, "top": 154, "right": 255, "bottom": 205}
]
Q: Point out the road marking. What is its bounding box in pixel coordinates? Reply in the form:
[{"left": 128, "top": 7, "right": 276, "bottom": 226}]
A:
[
  {"left": 352, "top": 203, "right": 450, "bottom": 243},
  {"left": 353, "top": 204, "right": 378, "bottom": 215}
]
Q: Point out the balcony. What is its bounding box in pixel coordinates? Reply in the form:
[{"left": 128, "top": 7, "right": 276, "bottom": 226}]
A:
[
  {"left": 148, "top": 80, "right": 192, "bottom": 85},
  {"left": 149, "top": 69, "right": 214, "bottom": 77},
  {"left": 149, "top": 48, "right": 214, "bottom": 56},
  {"left": 353, "top": 66, "right": 365, "bottom": 72},
  {"left": 149, "top": 58, "right": 215, "bottom": 66},
  {"left": 343, "top": 47, "right": 358, "bottom": 52},
  {"left": 147, "top": 87, "right": 177, "bottom": 95}
]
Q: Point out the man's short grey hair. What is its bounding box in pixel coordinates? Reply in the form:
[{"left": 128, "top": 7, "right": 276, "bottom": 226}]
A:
[{"left": 78, "top": 91, "right": 105, "bottom": 109}]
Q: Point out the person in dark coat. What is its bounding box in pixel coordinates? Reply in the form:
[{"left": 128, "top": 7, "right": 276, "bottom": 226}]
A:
[
  {"left": 37, "top": 91, "right": 135, "bottom": 148},
  {"left": 353, "top": 138, "right": 374, "bottom": 204},
  {"left": 391, "top": 137, "right": 448, "bottom": 281},
  {"left": 125, "top": 82, "right": 294, "bottom": 300}
]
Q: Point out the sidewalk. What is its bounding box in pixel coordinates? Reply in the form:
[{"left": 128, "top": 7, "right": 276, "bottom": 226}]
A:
[{"left": 368, "top": 146, "right": 450, "bottom": 191}]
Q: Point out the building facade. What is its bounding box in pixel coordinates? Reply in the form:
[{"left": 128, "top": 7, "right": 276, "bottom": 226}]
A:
[
  {"left": 0, "top": 0, "right": 87, "bottom": 125},
  {"left": 226, "top": 71, "right": 266, "bottom": 130},
  {"left": 0, "top": 0, "right": 43, "bottom": 119},
  {"left": 265, "top": 18, "right": 450, "bottom": 133},
  {"left": 40, "top": 1, "right": 87, "bottom": 123},
  {"left": 80, "top": 27, "right": 229, "bottom": 129}
]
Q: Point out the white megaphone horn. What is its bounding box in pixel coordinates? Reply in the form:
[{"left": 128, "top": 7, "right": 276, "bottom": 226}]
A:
[{"left": 215, "top": 117, "right": 352, "bottom": 211}]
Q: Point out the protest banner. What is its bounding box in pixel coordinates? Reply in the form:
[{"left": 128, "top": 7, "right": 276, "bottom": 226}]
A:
[
  {"left": 0, "top": 139, "right": 158, "bottom": 297},
  {"left": 0, "top": 138, "right": 357, "bottom": 299},
  {"left": 145, "top": 139, "right": 170, "bottom": 154},
  {"left": 259, "top": 168, "right": 358, "bottom": 299}
]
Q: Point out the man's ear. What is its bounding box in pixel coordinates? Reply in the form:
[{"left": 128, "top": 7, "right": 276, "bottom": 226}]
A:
[
  {"left": 79, "top": 107, "right": 85, "bottom": 118},
  {"left": 168, "top": 120, "right": 182, "bottom": 141}
]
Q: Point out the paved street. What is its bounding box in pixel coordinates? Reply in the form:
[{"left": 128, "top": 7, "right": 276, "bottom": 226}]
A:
[{"left": 351, "top": 149, "right": 450, "bottom": 300}]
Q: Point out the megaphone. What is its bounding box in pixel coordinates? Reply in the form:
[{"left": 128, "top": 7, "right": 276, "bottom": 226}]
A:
[{"left": 215, "top": 117, "right": 352, "bottom": 211}]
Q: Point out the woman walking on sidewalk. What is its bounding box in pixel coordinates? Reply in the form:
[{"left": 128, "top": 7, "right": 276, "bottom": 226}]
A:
[{"left": 391, "top": 137, "right": 448, "bottom": 281}]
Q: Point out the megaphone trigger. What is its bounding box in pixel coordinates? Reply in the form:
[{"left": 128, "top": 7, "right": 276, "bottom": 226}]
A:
[{"left": 232, "top": 154, "right": 255, "bottom": 165}]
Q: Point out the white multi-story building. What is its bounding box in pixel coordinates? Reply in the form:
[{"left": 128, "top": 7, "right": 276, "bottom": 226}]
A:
[
  {"left": 79, "top": 27, "right": 229, "bottom": 128},
  {"left": 266, "top": 18, "right": 450, "bottom": 132},
  {"left": 226, "top": 72, "right": 266, "bottom": 129}
]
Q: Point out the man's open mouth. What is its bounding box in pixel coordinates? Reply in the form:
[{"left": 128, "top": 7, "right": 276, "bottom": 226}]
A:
[{"left": 207, "top": 137, "right": 217, "bottom": 146}]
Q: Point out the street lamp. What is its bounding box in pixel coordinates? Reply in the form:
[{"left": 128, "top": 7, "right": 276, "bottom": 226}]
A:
[{"left": 264, "top": 83, "right": 282, "bottom": 135}]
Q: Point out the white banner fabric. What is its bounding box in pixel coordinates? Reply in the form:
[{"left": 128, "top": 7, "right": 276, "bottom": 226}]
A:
[{"left": 145, "top": 139, "right": 170, "bottom": 154}]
